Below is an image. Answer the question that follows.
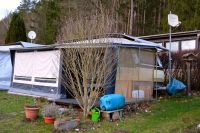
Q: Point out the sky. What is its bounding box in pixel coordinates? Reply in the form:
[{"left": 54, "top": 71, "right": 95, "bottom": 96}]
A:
[{"left": 0, "top": 0, "right": 21, "bottom": 20}]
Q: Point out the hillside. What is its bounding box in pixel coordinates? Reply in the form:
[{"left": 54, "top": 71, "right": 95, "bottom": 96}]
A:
[{"left": 1, "top": 0, "right": 200, "bottom": 44}]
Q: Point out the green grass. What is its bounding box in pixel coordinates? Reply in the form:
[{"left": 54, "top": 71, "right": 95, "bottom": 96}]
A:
[
  {"left": 97, "top": 97, "right": 200, "bottom": 133},
  {"left": 0, "top": 91, "right": 200, "bottom": 133},
  {"left": 0, "top": 91, "right": 53, "bottom": 133}
]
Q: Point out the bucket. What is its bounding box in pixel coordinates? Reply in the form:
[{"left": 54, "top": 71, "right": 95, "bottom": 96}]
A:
[{"left": 91, "top": 107, "right": 100, "bottom": 122}]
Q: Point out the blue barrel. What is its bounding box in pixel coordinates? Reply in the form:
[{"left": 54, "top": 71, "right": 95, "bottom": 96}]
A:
[{"left": 100, "top": 94, "right": 125, "bottom": 111}]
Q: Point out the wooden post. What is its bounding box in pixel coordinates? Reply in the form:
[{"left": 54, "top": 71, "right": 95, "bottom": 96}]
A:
[
  {"left": 186, "top": 62, "right": 191, "bottom": 96},
  {"left": 182, "top": 53, "right": 196, "bottom": 96}
]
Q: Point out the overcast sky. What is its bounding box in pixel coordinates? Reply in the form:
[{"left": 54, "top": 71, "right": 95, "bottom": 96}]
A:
[{"left": 0, "top": 0, "right": 21, "bottom": 20}]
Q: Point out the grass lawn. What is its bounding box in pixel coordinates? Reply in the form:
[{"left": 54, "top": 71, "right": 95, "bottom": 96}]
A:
[{"left": 0, "top": 91, "right": 200, "bottom": 133}]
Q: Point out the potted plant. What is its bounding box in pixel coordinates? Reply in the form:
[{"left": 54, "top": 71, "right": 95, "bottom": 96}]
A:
[
  {"left": 42, "top": 103, "right": 59, "bottom": 124},
  {"left": 24, "top": 97, "right": 40, "bottom": 120}
]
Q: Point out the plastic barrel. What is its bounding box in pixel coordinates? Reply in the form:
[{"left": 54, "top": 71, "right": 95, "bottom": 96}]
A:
[{"left": 100, "top": 94, "right": 125, "bottom": 111}]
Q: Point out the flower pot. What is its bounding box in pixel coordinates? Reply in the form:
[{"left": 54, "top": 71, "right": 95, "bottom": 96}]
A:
[
  {"left": 24, "top": 106, "right": 39, "bottom": 120},
  {"left": 44, "top": 117, "right": 56, "bottom": 124}
]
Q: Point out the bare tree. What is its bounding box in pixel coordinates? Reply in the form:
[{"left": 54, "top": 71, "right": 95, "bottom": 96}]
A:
[
  {"left": 1, "top": 10, "right": 12, "bottom": 30},
  {"left": 61, "top": 46, "right": 117, "bottom": 117},
  {"left": 0, "top": 10, "right": 12, "bottom": 43},
  {"left": 57, "top": 13, "right": 115, "bottom": 42},
  {"left": 57, "top": 12, "right": 118, "bottom": 117}
]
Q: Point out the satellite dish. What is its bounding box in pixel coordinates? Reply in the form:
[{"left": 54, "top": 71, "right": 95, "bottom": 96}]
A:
[
  {"left": 28, "top": 31, "right": 36, "bottom": 40},
  {"left": 168, "top": 13, "right": 181, "bottom": 27}
]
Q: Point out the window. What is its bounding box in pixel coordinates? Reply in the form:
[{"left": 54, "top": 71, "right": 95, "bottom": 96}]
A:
[
  {"left": 13, "top": 50, "right": 60, "bottom": 87},
  {"left": 181, "top": 40, "right": 196, "bottom": 50},
  {"left": 166, "top": 42, "right": 179, "bottom": 52}
]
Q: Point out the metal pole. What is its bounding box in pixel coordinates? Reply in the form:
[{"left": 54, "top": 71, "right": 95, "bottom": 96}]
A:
[
  {"left": 155, "top": 52, "right": 158, "bottom": 100},
  {"left": 169, "top": 11, "right": 172, "bottom": 83}
]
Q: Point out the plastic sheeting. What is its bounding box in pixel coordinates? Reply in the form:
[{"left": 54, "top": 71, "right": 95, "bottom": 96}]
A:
[
  {"left": 116, "top": 48, "right": 154, "bottom": 81},
  {"left": 166, "top": 78, "right": 186, "bottom": 95},
  {"left": 115, "top": 48, "right": 155, "bottom": 100},
  {"left": 0, "top": 52, "right": 12, "bottom": 89}
]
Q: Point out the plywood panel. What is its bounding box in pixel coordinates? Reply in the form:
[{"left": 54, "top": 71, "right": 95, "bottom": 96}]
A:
[
  {"left": 115, "top": 80, "right": 133, "bottom": 98},
  {"left": 136, "top": 86, "right": 153, "bottom": 100},
  {"left": 131, "top": 81, "right": 153, "bottom": 100},
  {"left": 115, "top": 80, "right": 153, "bottom": 100}
]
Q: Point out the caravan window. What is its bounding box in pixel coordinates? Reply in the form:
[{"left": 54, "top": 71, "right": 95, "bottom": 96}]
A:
[
  {"left": 166, "top": 42, "right": 179, "bottom": 52},
  {"left": 181, "top": 40, "right": 196, "bottom": 50}
]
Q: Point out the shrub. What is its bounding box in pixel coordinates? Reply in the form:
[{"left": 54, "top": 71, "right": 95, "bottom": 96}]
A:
[
  {"left": 42, "top": 103, "right": 59, "bottom": 117},
  {"left": 160, "top": 49, "right": 200, "bottom": 92}
]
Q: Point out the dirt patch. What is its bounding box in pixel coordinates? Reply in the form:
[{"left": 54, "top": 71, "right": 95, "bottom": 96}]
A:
[{"left": 123, "top": 102, "right": 152, "bottom": 117}]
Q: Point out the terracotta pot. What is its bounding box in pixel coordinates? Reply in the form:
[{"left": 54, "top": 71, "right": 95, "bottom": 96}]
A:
[
  {"left": 44, "top": 117, "right": 56, "bottom": 124},
  {"left": 24, "top": 106, "right": 39, "bottom": 120}
]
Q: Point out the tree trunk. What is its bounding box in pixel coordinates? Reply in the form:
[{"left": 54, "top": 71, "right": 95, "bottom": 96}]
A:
[
  {"left": 143, "top": 0, "right": 146, "bottom": 34},
  {"left": 158, "top": 0, "right": 162, "bottom": 31},
  {"left": 83, "top": 104, "right": 88, "bottom": 118},
  {"left": 136, "top": 0, "right": 139, "bottom": 35},
  {"left": 115, "top": 0, "right": 119, "bottom": 32},
  {"left": 154, "top": 8, "right": 157, "bottom": 32},
  {"left": 129, "top": 0, "right": 134, "bottom": 35},
  {"left": 127, "top": 8, "right": 130, "bottom": 34}
]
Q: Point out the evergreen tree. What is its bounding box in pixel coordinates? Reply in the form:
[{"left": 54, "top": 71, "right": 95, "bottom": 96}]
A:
[
  {"left": 32, "top": 0, "right": 60, "bottom": 44},
  {"left": 5, "top": 12, "right": 27, "bottom": 44},
  {"left": 44, "top": 0, "right": 60, "bottom": 44},
  {"left": 4, "top": 0, "right": 200, "bottom": 44}
]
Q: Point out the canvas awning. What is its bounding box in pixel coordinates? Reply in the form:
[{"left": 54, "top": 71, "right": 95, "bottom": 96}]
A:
[{"left": 0, "top": 42, "right": 45, "bottom": 90}]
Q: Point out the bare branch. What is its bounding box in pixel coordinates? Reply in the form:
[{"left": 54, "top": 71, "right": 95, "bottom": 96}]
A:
[{"left": 58, "top": 12, "right": 118, "bottom": 117}]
